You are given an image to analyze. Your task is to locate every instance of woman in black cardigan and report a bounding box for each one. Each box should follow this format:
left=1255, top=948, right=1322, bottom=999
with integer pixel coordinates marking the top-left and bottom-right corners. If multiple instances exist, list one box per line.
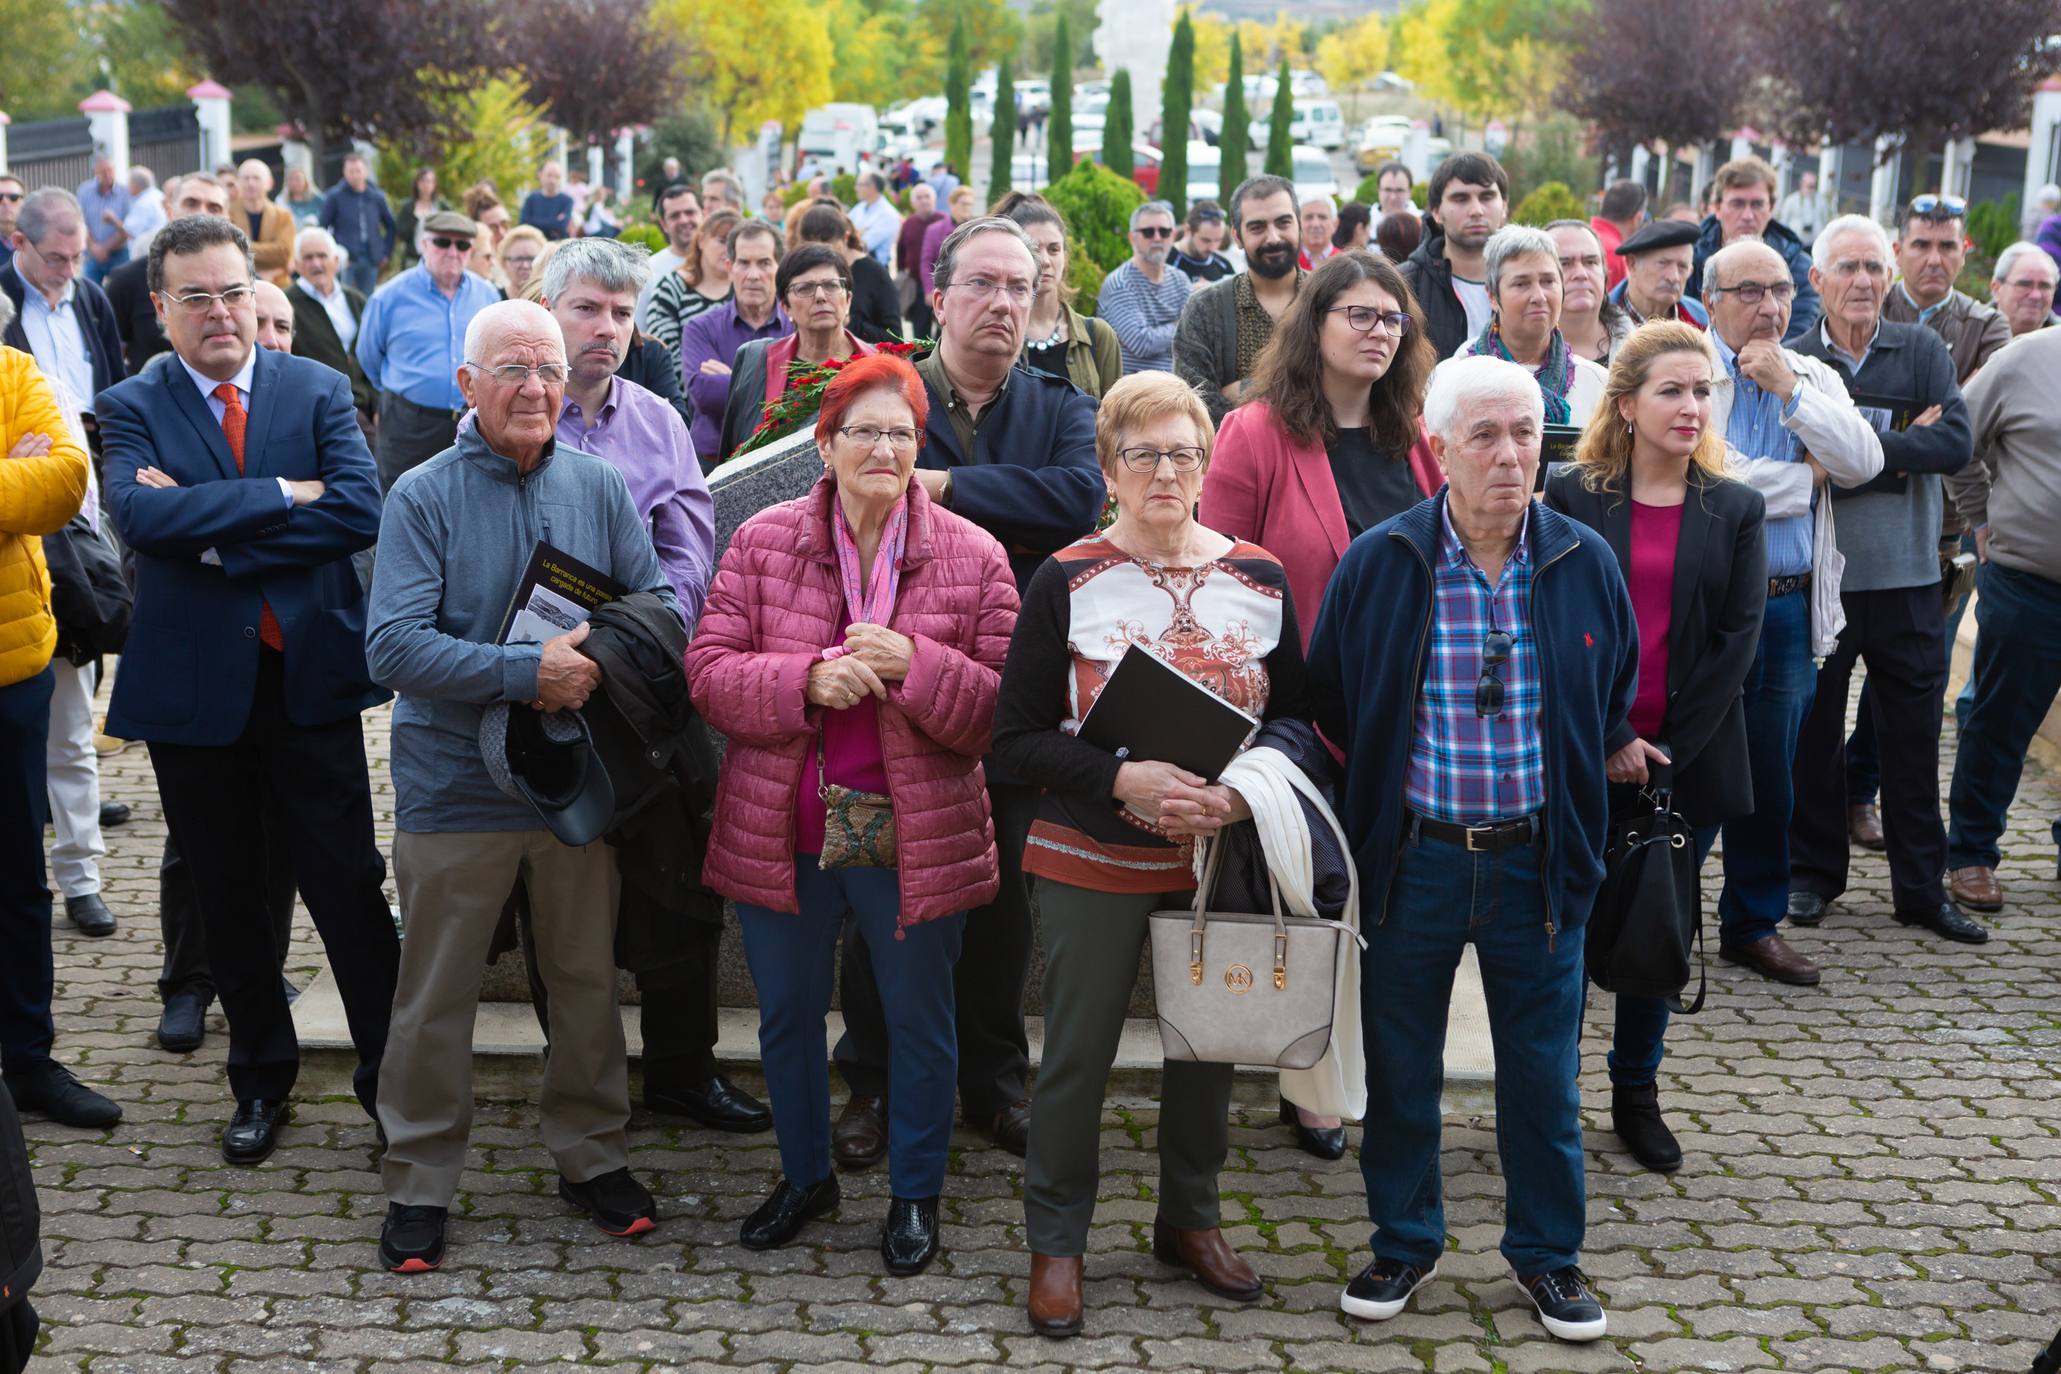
left=1542, top=320, right=1766, bottom=1177
left=797, top=202, right=904, bottom=344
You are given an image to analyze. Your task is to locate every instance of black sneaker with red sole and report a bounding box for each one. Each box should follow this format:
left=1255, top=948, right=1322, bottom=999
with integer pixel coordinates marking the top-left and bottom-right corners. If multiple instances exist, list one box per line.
left=379, top=1203, right=447, bottom=1273
left=559, top=1167, right=658, bottom=1237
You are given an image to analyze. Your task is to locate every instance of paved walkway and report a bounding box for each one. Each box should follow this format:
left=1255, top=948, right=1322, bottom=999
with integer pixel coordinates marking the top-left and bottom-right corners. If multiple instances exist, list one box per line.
left=21, top=686, right=2061, bottom=1373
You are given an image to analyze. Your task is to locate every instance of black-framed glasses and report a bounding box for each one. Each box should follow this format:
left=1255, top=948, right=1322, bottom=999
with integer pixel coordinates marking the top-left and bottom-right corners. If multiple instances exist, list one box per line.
left=1327, top=305, right=1413, bottom=336
left=1476, top=629, right=1513, bottom=718
left=1134, top=225, right=1173, bottom=239
left=429, top=235, right=474, bottom=251
left=1908, top=193, right=1967, bottom=220
left=1116, top=445, right=1206, bottom=473
left=1712, top=279, right=1795, bottom=305
left=787, top=279, right=849, bottom=300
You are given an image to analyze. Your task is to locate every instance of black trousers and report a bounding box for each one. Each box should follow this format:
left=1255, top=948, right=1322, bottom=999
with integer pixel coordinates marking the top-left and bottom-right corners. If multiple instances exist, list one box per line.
left=835, top=778, right=1037, bottom=1118
left=1790, top=582, right=1949, bottom=913
left=0, top=668, right=55, bottom=1070
left=145, top=650, right=400, bottom=1115
left=157, top=828, right=297, bottom=1003
left=374, top=393, right=461, bottom=493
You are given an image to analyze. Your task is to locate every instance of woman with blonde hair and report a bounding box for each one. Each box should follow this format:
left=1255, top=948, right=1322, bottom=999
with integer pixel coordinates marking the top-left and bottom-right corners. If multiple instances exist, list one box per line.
left=648, top=209, right=739, bottom=364
left=496, top=225, right=549, bottom=298
left=1541, top=320, right=1766, bottom=1178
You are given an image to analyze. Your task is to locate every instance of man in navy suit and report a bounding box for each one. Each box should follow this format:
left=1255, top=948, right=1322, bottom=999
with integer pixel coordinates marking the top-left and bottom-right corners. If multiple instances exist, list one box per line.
left=96, top=215, right=401, bottom=1164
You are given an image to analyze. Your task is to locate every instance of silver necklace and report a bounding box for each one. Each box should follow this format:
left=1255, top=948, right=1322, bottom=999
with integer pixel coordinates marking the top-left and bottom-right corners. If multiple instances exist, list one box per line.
left=1027, top=315, right=1066, bottom=350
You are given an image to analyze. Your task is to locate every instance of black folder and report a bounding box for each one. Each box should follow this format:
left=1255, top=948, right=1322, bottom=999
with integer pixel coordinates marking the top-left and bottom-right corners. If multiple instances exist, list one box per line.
left=1076, top=643, right=1259, bottom=783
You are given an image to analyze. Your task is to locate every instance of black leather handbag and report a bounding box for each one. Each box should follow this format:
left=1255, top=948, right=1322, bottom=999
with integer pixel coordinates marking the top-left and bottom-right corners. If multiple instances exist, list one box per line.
left=1587, top=757, right=1706, bottom=1014
left=41, top=513, right=131, bottom=666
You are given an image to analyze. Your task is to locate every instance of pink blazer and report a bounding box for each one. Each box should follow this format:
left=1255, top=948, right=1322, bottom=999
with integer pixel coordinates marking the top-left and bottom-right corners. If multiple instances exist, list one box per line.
left=686, top=475, right=1020, bottom=926
left=1200, top=400, right=1440, bottom=650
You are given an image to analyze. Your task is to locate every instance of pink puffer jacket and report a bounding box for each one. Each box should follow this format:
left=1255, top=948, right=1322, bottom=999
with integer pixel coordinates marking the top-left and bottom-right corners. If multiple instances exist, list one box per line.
left=687, top=474, right=1020, bottom=926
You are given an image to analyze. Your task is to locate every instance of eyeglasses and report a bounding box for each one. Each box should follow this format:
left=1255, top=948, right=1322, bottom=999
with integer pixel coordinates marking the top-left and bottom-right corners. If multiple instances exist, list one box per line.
left=1327, top=305, right=1413, bottom=336
left=429, top=236, right=474, bottom=252
left=24, top=242, right=84, bottom=269
left=1713, top=279, right=1795, bottom=305
left=945, top=276, right=1035, bottom=304
left=1908, top=193, right=1967, bottom=220
left=164, top=285, right=256, bottom=313
left=467, top=361, right=570, bottom=386
left=1190, top=208, right=1224, bottom=223
left=1476, top=629, right=1513, bottom=718
left=788, top=279, right=849, bottom=299
left=837, top=425, right=922, bottom=449
left=1116, top=446, right=1206, bottom=473
left=505, top=254, right=538, bottom=269
left=1134, top=225, right=1173, bottom=239
left=0, top=192, right=21, bottom=203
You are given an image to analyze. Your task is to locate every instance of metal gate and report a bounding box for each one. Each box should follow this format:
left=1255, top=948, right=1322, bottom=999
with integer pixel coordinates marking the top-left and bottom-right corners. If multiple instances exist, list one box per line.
left=4, top=116, right=95, bottom=193
left=129, top=105, right=203, bottom=182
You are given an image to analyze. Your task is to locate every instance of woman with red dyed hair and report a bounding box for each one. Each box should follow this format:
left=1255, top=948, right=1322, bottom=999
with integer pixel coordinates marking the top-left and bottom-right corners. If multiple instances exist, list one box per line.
left=686, top=352, right=1021, bottom=1276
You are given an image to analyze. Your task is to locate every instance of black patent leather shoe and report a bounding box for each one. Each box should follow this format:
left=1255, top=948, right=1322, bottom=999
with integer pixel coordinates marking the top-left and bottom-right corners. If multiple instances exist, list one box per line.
left=4, top=1060, right=122, bottom=1129
left=647, top=1073, right=772, bottom=1133
left=64, top=893, right=116, bottom=937
left=1894, top=901, right=1990, bottom=944
left=881, top=1194, right=941, bottom=1276
left=1785, top=891, right=1828, bottom=926
left=223, top=1100, right=289, bottom=1163
left=157, top=991, right=209, bottom=1053
left=98, top=800, right=131, bottom=828
left=1279, top=1096, right=1347, bottom=1160
left=740, top=1173, right=840, bottom=1250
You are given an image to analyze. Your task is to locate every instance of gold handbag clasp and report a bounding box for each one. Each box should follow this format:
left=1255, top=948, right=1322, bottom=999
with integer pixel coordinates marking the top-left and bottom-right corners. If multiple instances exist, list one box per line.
left=1190, top=928, right=1204, bottom=985
left=1273, top=930, right=1288, bottom=990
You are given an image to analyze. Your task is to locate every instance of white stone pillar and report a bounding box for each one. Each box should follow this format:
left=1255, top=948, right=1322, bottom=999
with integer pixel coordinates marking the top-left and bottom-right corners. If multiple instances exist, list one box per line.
left=614, top=129, right=634, bottom=200
left=1771, top=141, right=1793, bottom=196
left=1629, top=143, right=1650, bottom=191
left=187, top=81, right=232, bottom=176
left=586, top=142, right=604, bottom=193
left=1819, top=144, right=1845, bottom=214
left=1692, top=142, right=1717, bottom=194
left=1938, top=136, right=1976, bottom=199
left=2022, top=79, right=2061, bottom=218
left=1729, top=129, right=1754, bottom=163
left=1870, top=133, right=1903, bottom=225
left=0, top=112, right=10, bottom=176
left=78, top=91, right=132, bottom=173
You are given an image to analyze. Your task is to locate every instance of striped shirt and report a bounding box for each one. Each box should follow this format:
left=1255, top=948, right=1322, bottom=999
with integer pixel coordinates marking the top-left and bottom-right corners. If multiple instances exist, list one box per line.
left=1095, top=259, right=1192, bottom=373
left=1404, top=506, right=1545, bottom=823
left=1713, top=330, right=1812, bottom=577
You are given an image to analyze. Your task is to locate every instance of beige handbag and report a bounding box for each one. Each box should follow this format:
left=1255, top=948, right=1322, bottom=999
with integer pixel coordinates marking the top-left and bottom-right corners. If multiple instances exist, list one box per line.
left=1149, top=840, right=1356, bottom=1070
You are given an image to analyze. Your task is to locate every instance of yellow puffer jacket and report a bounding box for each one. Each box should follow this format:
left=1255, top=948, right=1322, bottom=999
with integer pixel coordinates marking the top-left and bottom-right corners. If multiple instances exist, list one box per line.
left=0, top=346, right=90, bottom=687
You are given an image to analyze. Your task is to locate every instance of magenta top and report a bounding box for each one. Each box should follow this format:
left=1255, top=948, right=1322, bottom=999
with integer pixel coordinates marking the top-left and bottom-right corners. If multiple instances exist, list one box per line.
left=797, top=693, right=890, bottom=855
left=1628, top=498, right=1684, bottom=742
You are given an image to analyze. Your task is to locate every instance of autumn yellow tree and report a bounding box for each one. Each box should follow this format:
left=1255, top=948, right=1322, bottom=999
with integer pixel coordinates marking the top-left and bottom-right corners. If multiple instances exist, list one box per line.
left=1190, top=9, right=1232, bottom=90
left=1315, top=12, right=1387, bottom=94
left=825, top=0, right=946, bottom=107
left=1388, top=0, right=1575, bottom=129
left=659, top=0, right=834, bottom=147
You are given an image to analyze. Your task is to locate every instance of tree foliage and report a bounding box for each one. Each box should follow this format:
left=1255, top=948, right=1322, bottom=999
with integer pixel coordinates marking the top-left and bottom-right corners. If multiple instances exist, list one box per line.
left=1022, top=0, right=1097, bottom=74
left=1218, top=31, right=1250, bottom=207
left=1264, top=59, right=1294, bottom=178
left=1512, top=179, right=1584, bottom=226
left=658, top=0, right=831, bottom=149
left=1161, top=9, right=1194, bottom=219
left=1103, top=68, right=1134, bottom=179
left=505, top=0, right=685, bottom=146
left=1048, top=13, right=1074, bottom=186
left=0, top=0, right=93, bottom=118
left=87, top=0, right=204, bottom=111
left=944, top=15, right=973, bottom=180
left=162, top=0, right=499, bottom=169
left=918, top=0, right=1021, bottom=69
left=1314, top=13, right=1387, bottom=96
left=377, top=77, right=550, bottom=211
left=1189, top=11, right=1233, bottom=90
left=825, top=0, right=945, bottom=107
left=1045, top=157, right=1146, bottom=274
left=990, top=42, right=1016, bottom=203
left=1558, top=0, right=1750, bottom=159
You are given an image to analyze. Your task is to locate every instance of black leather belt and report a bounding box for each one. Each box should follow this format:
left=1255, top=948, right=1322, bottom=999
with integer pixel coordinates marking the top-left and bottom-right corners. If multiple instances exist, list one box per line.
left=1409, top=812, right=1540, bottom=852
left=388, top=393, right=465, bottom=424
left=1769, top=572, right=1812, bottom=598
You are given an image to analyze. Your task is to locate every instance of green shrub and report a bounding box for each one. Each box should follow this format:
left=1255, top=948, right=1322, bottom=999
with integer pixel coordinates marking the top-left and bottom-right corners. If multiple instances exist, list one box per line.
left=1412, top=181, right=1428, bottom=209
left=1068, top=235, right=1109, bottom=316
left=1352, top=174, right=1380, bottom=205
left=1967, top=193, right=2019, bottom=261
left=1513, top=180, right=1584, bottom=227
left=616, top=222, right=667, bottom=254
left=1045, top=158, right=1146, bottom=275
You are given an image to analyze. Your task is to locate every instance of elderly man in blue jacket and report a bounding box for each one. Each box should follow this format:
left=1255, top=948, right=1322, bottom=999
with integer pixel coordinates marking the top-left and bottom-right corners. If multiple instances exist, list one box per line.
left=1309, top=355, right=1636, bottom=1347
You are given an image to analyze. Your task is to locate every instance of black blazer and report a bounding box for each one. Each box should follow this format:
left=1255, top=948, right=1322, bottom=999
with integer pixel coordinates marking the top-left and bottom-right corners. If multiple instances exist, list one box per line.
left=1543, top=465, right=1768, bottom=827
left=2, top=264, right=126, bottom=404
left=103, top=255, right=169, bottom=377
left=287, top=278, right=373, bottom=414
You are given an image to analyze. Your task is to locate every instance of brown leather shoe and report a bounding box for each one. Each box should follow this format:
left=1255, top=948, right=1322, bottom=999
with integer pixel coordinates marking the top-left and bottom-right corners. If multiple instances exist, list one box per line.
left=1848, top=803, right=1886, bottom=851
left=1948, top=865, right=2004, bottom=913
left=979, top=1098, right=1031, bottom=1157
left=1027, top=1252, right=1084, bottom=1337
left=832, top=1095, right=886, bottom=1170
left=1719, top=933, right=1821, bottom=986
left=1151, top=1219, right=1264, bottom=1300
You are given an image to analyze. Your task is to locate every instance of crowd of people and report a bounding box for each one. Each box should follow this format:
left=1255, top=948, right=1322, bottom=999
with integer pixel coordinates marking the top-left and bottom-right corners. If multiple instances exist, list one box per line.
left=2, top=132, right=2059, bottom=1360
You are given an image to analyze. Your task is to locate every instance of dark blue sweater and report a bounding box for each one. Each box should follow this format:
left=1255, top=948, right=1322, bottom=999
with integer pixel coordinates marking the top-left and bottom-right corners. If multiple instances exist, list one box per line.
left=1307, top=493, right=1637, bottom=936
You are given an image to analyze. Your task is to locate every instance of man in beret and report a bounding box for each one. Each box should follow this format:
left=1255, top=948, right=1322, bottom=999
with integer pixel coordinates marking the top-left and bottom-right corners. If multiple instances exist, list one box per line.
left=355, top=209, right=501, bottom=490
left=1608, top=220, right=1709, bottom=330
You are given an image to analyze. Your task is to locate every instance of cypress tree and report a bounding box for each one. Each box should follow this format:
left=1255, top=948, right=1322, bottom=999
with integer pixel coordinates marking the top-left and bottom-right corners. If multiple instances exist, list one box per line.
left=1104, top=68, right=1134, bottom=178
left=1160, top=8, right=1194, bottom=219
left=1218, top=31, right=1249, bottom=205
left=1263, top=57, right=1294, bottom=178
left=990, top=43, right=1016, bottom=203
left=945, top=17, right=973, bottom=181
left=1048, top=14, right=1074, bottom=186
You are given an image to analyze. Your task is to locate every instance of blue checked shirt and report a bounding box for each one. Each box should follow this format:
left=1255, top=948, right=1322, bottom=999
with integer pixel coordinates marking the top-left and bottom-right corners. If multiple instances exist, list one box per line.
left=1714, top=330, right=1812, bottom=577
left=1404, top=506, right=1546, bottom=823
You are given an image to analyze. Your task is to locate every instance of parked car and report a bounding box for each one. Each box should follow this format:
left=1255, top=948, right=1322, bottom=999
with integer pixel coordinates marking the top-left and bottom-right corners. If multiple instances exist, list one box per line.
left=1354, top=115, right=1414, bottom=172
left=1017, top=79, right=1052, bottom=116
left=890, top=96, right=947, bottom=139
left=1291, top=146, right=1340, bottom=205
left=1074, top=80, right=1111, bottom=103
left=1254, top=100, right=1346, bottom=153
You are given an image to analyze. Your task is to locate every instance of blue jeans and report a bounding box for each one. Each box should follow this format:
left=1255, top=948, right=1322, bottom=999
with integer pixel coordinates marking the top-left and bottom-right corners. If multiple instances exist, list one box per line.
left=0, top=667, right=55, bottom=1067
left=1716, top=589, right=1815, bottom=947
left=1606, top=825, right=1718, bottom=1089
left=737, top=862, right=964, bottom=1200
left=1361, top=831, right=1586, bottom=1276
left=342, top=256, right=381, bottom=298
left=83, top=244, right=126, bottom=284
left=1947, top=562, right=2061, bottom=871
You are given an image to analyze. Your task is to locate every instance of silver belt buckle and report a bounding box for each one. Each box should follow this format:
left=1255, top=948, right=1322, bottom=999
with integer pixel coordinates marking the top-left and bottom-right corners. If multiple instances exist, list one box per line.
left=1465, top=826, right=1487, bottom=852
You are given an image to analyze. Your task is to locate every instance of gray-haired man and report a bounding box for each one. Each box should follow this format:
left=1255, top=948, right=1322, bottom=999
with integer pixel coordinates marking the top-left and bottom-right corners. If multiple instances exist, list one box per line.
left=1094, top=200, right=1192, bottom=375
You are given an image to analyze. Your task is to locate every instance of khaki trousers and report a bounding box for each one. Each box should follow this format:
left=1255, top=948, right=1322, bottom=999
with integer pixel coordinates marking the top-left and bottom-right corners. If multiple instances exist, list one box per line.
left=379, top=829, right=627, bottom=1205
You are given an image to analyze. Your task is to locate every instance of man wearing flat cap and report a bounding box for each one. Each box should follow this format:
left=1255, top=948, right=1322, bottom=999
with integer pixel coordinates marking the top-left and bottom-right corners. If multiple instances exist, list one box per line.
left=1608, top=220, right=1709, bottom=330
left=355, top=208, right=501, bottom=490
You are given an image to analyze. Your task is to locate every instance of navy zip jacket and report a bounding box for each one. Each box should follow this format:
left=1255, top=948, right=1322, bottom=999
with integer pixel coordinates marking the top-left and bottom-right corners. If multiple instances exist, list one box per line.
left=1307, top=492, right=1637, bottom=936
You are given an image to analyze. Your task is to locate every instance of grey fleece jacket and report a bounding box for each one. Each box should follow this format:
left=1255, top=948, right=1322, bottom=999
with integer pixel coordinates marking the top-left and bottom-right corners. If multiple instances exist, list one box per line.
left=1947, top=329, right=2061, bottom=587
left=365, top=424, right=675, bottom=833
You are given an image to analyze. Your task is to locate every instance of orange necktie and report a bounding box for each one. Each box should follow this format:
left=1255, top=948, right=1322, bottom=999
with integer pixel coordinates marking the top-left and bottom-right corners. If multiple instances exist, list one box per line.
left=215, top=382, right=284, bottom=651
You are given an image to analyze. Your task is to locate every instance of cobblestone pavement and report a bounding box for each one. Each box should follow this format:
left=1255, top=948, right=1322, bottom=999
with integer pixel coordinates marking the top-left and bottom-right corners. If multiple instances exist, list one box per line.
left=22, top=687, right=2061, bottom=1374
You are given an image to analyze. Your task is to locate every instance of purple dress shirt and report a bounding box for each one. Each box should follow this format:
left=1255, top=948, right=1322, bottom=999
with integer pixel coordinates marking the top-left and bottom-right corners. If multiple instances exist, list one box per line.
left=677, top=299, right=790, bottom=460
left=553, top=375, right=715, bottom=626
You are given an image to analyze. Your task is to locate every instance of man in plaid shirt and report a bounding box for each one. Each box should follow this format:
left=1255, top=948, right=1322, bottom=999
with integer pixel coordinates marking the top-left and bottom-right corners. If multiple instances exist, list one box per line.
left=1309, top=355, right=1637, bottom=1346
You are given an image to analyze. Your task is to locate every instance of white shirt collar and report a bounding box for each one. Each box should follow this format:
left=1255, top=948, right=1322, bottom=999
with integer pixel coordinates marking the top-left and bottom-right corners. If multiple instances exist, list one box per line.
left=177, top=345, right=258, bottom=403
left=296, top=275, right=342, bottom=304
